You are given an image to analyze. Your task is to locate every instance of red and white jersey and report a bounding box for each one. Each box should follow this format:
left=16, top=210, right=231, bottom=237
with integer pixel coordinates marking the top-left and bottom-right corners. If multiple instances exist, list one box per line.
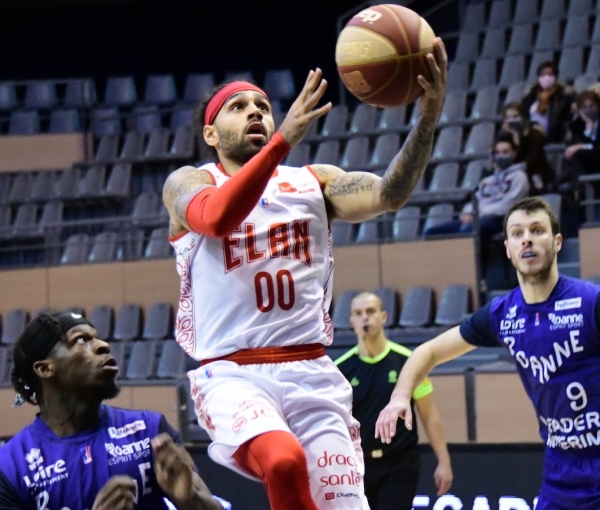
left=170, top=163, right=334, bottom=361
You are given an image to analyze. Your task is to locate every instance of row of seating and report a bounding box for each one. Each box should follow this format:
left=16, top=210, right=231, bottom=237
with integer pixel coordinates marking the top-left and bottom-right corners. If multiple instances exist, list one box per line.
left=0, top=70, right=295, bottom=111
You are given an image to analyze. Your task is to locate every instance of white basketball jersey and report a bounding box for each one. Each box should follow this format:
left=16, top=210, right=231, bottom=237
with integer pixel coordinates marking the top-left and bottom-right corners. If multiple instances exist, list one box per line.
left=170, top=163, right=334, bottom=360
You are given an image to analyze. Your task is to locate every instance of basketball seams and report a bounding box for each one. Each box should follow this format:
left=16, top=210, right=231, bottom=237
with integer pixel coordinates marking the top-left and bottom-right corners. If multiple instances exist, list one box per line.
left=383, top=5, right=414, bottom=106
left=338, top=47, right=434, bottom=67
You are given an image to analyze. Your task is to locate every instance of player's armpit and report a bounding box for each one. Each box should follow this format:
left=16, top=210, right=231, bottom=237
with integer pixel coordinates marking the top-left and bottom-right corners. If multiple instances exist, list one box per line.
left=310, top=164, right=387, bottom=222
left=162, top=166, right=215, bottom=238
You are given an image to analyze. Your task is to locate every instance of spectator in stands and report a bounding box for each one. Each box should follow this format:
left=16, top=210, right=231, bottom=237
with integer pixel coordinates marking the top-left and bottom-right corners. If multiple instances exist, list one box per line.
left=501, top=102, right=554, bottom=194
left=522, top=61, right=575, bottom=144
left=423, top=133, right=530, bottom=243
left=560, top=91, right=600, bottom=189
left=335, top=292, right=452, bottom=510
left=0, top=311, right=228, bottom=510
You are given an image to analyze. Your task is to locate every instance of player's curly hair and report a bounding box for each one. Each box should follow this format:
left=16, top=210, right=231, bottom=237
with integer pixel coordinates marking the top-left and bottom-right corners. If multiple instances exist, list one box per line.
left=193, top=77, right=260, bottom=164
left=11, top=312, right=64, bottom=406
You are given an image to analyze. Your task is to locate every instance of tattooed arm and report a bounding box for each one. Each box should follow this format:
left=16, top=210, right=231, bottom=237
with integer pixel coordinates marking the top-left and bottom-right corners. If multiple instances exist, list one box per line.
left=312, top=38, right=448, bottom=223
left=162, top=166, right=214, bottom=238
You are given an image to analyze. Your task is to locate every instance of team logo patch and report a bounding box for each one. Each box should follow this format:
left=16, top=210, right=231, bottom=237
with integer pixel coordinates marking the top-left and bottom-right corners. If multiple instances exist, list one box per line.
left=81, top=445, right=93, bottom=464
left=107, top=420, right=146, bottom=439
left=555, top=298, right=582, bottom=311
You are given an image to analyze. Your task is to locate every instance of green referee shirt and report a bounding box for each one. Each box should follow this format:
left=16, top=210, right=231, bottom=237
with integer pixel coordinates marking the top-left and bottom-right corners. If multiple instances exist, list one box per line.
left=335, top=340, right=433, bottom=455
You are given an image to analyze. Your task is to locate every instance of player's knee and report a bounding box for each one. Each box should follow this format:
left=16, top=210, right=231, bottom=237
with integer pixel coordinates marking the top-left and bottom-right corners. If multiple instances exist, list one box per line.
left=266, top=444, right=308, bottom=483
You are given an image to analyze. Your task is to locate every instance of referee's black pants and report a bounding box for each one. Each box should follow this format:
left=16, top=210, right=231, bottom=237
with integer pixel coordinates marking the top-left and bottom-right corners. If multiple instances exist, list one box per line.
left=363, top=445, right=420, bottom=510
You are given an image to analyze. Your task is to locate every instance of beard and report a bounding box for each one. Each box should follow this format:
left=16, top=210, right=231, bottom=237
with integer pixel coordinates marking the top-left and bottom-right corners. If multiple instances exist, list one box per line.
left=510, top=246, right=555, bottom=284
left=87, top=379, right=121, bottom=402
left=217, top=127, right=267, bottom=165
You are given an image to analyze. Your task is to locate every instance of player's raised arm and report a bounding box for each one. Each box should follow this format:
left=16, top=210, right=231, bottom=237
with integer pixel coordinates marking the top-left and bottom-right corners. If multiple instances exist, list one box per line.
left=374, top=326, right=474, bottom=444
left=311, top=37, right=448, bottom=223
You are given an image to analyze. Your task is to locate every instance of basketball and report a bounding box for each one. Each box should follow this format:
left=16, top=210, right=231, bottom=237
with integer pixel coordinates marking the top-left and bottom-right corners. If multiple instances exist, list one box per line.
left=335, top=4, right=436, bottom=108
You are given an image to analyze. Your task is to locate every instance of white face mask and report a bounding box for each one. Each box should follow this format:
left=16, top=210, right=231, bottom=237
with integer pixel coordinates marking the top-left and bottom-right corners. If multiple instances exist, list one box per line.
left=538, top=75, right=556, bottom=90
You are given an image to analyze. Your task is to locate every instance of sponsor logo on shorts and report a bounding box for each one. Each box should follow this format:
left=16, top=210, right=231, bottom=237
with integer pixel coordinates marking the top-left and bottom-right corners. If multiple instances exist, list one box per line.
left=325, top=493, right=335, bottom=500
left=555, top=298, right=582, bottom=311
left=317, top=451, right=361, bottom=488
left=232, top=418, right=247, bottom=433
left=107, top=420, right=146, bottom=439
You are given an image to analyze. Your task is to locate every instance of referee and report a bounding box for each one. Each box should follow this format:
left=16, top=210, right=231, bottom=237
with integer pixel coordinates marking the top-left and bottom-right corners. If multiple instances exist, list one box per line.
left=335, top=292, right=452, bottom=510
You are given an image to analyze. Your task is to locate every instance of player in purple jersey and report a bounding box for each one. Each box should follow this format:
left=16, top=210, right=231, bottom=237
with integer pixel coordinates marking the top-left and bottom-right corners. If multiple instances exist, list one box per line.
left=0, top=311, right=227, bottom=510
left=375, top=196, right=600, bottom=510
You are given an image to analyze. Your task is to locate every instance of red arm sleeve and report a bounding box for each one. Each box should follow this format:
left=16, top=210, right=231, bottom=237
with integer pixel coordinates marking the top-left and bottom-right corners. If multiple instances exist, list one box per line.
left=185, top=132, right=290, bottom=237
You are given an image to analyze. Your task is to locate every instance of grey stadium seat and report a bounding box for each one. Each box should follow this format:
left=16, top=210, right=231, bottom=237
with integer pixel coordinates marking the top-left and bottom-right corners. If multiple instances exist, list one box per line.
left=369, top=133, right=399, bottom=172
left=119, top=131, right=146, bottom=162
left=462, top=2, right=486, bottom=31
left=89, top=305, right=114, bottom=340
left=423, top=203, right=455, bottom=233
left=145, top=227, right=173, bottom=259
left=61, top=234, right=90, bottom=265
left=429, top=163, right=460, bottom=192
left=398, top=287, right=433, bottom=328
left=49, top=109, right=81, bottom=133
left=487, top=0, right=512, bottom=28
left=12, top=203, right=38, bottom=239
left=374, top=287, right=399, bottom=327
left=130, top=105, right=162, bottom=134
left=592, top=15, right=600, bottom=44
left=447, top=62, right=470, bottom=91
left=224, top=71, right=254, bottom=83
left=355, top=219, right=382, bottom=245
left=9, top=111, right=40, bottom=135
left=534, top=20, right=561, bottom=51
left=348, top=104, right=378, bottom=135
left=540, top=0, right=565, bottom=20
left=568, top=0, right=593, bottom=16
left=55, top=169, right=79, bottom=201
left=480, top=28, right=506, bottom=59
left=464, top=122, right=495, bottom=158
left=431, top=127, right=463, bottom=161
left=574, top=75, right=596, bottom=93
left=104, top=163, right=131, bottom=199
left=462, top=159, right=488, bottom=191
left=0, top=82, right=17, bottom=111
left=7, top=173, right=32, bottom=205
left=332, top=290, right=360, bottom=330
left=471, top=59, right=497, bottom=90
left=513, top=0, right=538, bottom=24
left=104, top=76, right=137, bottom=107
left=144, top=74, right=177, bottom=105
left=340, top=137, right=369, bottom=171
left=392, top=206, right=420, bottom=241
left=285, top=143, right=310, bottom=167
left=144, top=128, right=170, bottom=160
left=314, top=140, right=340, bottom=165
left=330, top=221, right=354, bottom=246
left=527, top=51, right=555, bottom=82
left=125, top=341, right=158, bottom=380
left=504, top=81, right=527, bottom=106
left=507, top=25, right=533, bottom=56
left=1, top=309, right=29, bottom=345
left=319, top=105, right=348, bottom=138
left=91, top=107, right=121, bottom=137
left=558, top=47, right=584, bottom=83
left=470, top=86, right=499, bottom=122
left=586, top=44, right=600, bottom=77
left=499, top=55, right=526, bottom=88
left=169, top=126, right=194, bottom=160
left=94, top=134, right=119, bottom=164
left=184, top=73, right=215, bottom=103
left=132, top=193, right=161, bottom=228
left=376, top=105, right=406, bottom=132
left=263, top=69, right=296, bottom=100
left=454, top=32, right=479, bottom=63
left=562, top=15, right=590, bottom=48
left=24, top=81, right=57, bottom=109
left=439, top=90, right=467, bottom=125
left=113, top=303, right=142, bottom=342
left=170, top=107, right=194, bottom=131
left=89, top=232, right=120, bottom=263
left=435, top=285, right=471, bottom=327
left=64, top=79, right=97, bottom=107
left=156, top=340, right=186, bottom=379
left=142, top=302, right=173, bottom=340
left=79, top=165, right=106, bottom=198
left=539, top=193, right=562, bottom=218
left=107, top=341, right=127, bottom=380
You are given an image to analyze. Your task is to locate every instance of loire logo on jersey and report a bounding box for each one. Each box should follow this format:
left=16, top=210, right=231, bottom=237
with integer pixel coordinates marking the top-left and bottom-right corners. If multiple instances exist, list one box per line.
left=500, top=318, right=526, bottom=333
left=223, top=220, right=312, bottom=273
left=555, top=298, right=582, bottom=311
left=506, top=305, right=517, bottom=319
left=23, top=449, right=68, bottom=489
left=107, top=420, right=146, bottom=439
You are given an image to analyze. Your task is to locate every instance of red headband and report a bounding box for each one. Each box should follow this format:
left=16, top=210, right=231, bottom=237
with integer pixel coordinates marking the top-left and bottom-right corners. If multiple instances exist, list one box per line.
left=204, top=81, right=268, bottom=125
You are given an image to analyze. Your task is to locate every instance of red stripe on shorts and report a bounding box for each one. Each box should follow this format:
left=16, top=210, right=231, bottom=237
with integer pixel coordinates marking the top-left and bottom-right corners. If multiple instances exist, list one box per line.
left=200, top=343, right=326, bottom=366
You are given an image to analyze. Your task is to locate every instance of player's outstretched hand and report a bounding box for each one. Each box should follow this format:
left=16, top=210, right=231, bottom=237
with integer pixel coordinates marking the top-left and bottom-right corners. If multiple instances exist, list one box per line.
left=152, top=433, right=195, bottom=504
left=434, top=461, right=453, bottom=496
left=92, top=475, right=136, bottom=510
left=279, top=68, right=332, bottom=147
left=374, top=396, right=412, bottom=444
left=418, top=37, right=448, bottom=119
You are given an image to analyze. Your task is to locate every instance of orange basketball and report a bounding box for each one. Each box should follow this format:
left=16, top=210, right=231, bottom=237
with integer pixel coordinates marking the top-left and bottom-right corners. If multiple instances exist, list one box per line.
left=335, top=4, right=436, bottom=107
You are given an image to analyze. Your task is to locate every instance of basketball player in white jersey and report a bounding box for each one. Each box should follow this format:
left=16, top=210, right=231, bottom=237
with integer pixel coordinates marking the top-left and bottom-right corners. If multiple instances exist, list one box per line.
left=163, top=38, right=447, bottom=510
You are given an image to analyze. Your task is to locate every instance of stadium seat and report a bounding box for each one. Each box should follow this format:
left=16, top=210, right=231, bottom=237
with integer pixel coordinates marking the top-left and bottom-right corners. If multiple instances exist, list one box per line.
left=574, top=74, right=596, bottom=93
left=507, top=25, right=533, bottom=56
left=319, top=105, right=348, bottom=139
left=104, top=163, right=131, bottom=199
left=314, top=140, right=340, bottom=165
left=143, top=74, right=177, bottom=105
left=429, top=163, right=460, bottom=192
left=156, top=340, right=185, bottom=379
left=462, top=2, right=486, bottom=31
left=9, top=111, right=40, bottom=135
left=55, top=169, right=79, bottom=201
left=423, top=203, right=455, bottom=233
left=183, top=73, right=215, bottom=104
left=340, top=137, right=369, bottom=171
left=170, top=106, right=194, bottom=130
left=145, top=227, right=172, bottom=259
left=392, top=206, right=420, bottom=241
left=355, top=219, right=381, bottom=245
left=480, top=28, right=506, bottom=59
left=462, top=159, right=488, bottom=191
left=0, top=82, right=17, bottom=111
left=374, top=287, right=399, bottom=327
left=568, top=0, right=593, bottom=15
left=558, top=47, right=584, bottom=82
left=94, top=134, right=120, bottom=164
left=30, top=170, right=56, bottom=202
left=119, top=131, right=146, bottom=161
left=586, top=44, right=600, bottom=76
left=285, top=143, right=310, bottom=167
left=369, top=133, right=400, bottom=171
left=38, top=201, right=63, bottom=234
left=132, top=192, right=161, bottom=227
left=104, top=76, right=137, bottom=107
left=540, top=0, right=565, bottom=20
left=435, top=285, right=470, bottom=326
left=348, top=104, right=378, bottom=135
left=113, top=303, right=142, bottom=342
left=499, top=55, right=526, bottom=88
left=398, top=286, right=433, bottom=328
left=49, top=109, right=81, bottom=133
left=24, top=81, right=57, bottom=109
left=11, top=203, right=38, bottom=239
left=263, top=69, right=295, bottom=100
left=558, top=237, right=579, bottom=264
left=130, top=105, right=161, bottom=134
left=79, top=165, right=106, bottom=197
left=64, top=79, right=97, bottom=107
left=330, top=220, right=354, bottom=246
left=125, top=341, right=158, bottom=379
left=91, top=107, right=121, bottom=137
left=534, top=20, right=561, bottom=51
left=539, top=193, right=562, bottom=218
left=89, top=232, right=120, bottom=263
left=487, top=0, right=512, bottom=28
left=464, top=122, right=495, bottom=158
left=144, top=128, right=170, bottom=160
left=169, top=126, right=194, bottom=160
left=503, top=81, right=527, bottom=106
left=376, top=105, right=406, bottom=132
left=224, top=71, right=254, bottom=82
left=89, top=305, right=114, bottom=340
left=332, top=290, right=360, bottom=330
left=6, top=174, right=32, bottom=205
left=61, top=234, right=90, bottom=265
left=513, top=0, right=538, bottom=24
left=562, top=15, right=590, bottom=48
left=0, top=206, right=12, bottom=239
left=470, top=86, right=499, bottom=122
left=471, top=59, right=497, bottom=90
left=446, top=62, right=470, bottom=91
left=454, top=32, right=479, bottom=63
left=438, top=90, right=467, bottom=125
left=107, top=341, right=127, bottom=379
left=142, top=302, right=173, bottom=340
left=431, top=127, right=463, bottom=161
left=0, top=346, right=8, bottom=384
left=1, top=309, right=28, bottom=345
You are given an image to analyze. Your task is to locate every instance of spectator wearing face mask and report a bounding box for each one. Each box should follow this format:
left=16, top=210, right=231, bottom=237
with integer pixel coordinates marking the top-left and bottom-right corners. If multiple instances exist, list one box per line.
left=522, top=61, right=576, bottom=143
left=558, top=91, right=600, bottom=195
left=423, top=134, right=530, bottom=241
left=501, top=102, right=555, bottom=194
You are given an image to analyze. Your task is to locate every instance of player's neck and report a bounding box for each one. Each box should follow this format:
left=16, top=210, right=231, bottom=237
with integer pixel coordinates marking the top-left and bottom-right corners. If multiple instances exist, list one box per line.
left=39, top=393, right=102, bottom=437
left=357, top=332, right=388, bottom=358
left=517, top=263, right=560, bottom=304
left=218, top=156, right=243, bottom=176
